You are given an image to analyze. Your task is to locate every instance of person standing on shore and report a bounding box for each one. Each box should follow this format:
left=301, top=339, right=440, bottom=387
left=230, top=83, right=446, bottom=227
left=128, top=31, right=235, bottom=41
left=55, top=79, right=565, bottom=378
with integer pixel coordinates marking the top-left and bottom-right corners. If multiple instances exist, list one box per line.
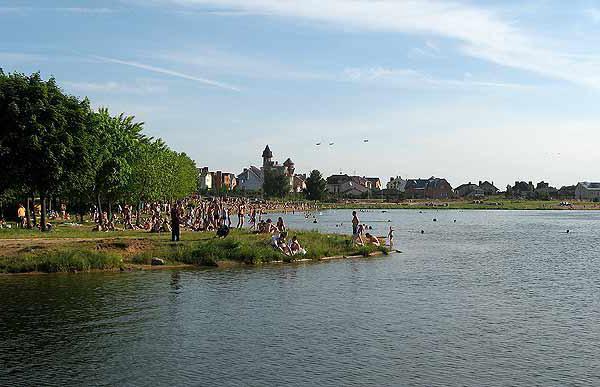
left=351, top=211, right=360, bottom=244
left=388, top=226, right=394, bottom=249
left=171, top=201, right=181, bottom=242
left=17, top=204, right=25, bottom=228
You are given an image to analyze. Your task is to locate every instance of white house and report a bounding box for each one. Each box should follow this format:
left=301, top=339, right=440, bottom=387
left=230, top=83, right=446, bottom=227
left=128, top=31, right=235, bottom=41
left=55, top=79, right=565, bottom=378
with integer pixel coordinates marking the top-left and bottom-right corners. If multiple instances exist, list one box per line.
left=575, top=182, right=600, bottom=200
left=387, top=176, right=407, bottom=192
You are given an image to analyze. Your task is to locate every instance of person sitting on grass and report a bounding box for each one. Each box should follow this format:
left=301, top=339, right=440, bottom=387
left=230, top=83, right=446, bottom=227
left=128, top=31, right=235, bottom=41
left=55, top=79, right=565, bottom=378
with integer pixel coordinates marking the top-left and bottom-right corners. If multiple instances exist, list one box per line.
left=161, top=218, right=172, bottom=233
left=216, top=223, right=230, bottom=238
left=364, top=233, right=380, bottom=246
left=271, top=232, right=291, bottom=256
left=289, top=235, right=306, bottom=256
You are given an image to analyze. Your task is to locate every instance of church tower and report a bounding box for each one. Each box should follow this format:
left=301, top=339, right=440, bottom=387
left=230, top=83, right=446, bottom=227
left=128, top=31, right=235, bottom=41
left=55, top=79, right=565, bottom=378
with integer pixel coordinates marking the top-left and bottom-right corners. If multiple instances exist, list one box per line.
left=262, top=145, right=273, bottom=170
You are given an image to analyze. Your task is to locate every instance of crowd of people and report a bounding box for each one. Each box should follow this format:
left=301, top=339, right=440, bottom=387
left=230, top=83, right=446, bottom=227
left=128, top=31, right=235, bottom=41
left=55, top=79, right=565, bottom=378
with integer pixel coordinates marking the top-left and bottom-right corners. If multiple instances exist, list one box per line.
left=8, top=197, right=393, bottom=254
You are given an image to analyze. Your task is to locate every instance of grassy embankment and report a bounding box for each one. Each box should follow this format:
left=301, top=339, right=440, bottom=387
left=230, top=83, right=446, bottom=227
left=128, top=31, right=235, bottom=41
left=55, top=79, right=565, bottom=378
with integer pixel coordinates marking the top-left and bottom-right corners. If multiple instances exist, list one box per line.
left=0, top=225, right=387, bottom=274
left=325, top=195, right=600, bottom=210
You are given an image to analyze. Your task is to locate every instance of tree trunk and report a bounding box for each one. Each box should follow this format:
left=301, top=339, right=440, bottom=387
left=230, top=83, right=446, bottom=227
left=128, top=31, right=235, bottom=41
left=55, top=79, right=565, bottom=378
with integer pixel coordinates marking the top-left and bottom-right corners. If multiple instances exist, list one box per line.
left=48, top=196, right=52, bottom=212
left=25, top=197, right=31, bottom=228
left=136, top=201, right=141, bottom=227
left=40, top=194, right=47, bottom=232
left=108, top=198, right=112, bottom=221
left=96, top=193, right=102, bottom=216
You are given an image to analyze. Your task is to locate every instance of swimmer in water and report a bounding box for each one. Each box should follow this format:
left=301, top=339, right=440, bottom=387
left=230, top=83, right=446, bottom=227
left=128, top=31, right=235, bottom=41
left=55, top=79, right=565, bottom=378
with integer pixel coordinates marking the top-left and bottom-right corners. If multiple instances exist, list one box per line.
left=421, top=230, right=425, bottom=234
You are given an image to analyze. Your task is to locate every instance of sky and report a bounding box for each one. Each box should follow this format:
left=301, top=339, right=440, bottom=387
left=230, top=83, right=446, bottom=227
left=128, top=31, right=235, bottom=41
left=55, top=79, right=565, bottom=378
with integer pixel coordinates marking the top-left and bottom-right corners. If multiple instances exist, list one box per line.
left=1, top=0, right=600, bottom=189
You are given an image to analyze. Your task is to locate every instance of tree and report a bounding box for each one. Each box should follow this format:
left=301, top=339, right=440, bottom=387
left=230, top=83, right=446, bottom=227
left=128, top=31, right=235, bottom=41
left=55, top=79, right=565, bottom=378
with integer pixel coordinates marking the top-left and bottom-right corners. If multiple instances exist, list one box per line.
left=0, top=71, right=92, bottom=231
left=304, top=169, right=327, bottom=201
left=263, top=170, right=289, bottom=198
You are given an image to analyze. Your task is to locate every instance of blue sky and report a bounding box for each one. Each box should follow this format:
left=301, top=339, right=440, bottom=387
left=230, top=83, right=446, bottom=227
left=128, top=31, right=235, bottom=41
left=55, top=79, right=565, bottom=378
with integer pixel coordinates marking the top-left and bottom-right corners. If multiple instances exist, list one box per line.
left=2, top=0, right=600, bottom=188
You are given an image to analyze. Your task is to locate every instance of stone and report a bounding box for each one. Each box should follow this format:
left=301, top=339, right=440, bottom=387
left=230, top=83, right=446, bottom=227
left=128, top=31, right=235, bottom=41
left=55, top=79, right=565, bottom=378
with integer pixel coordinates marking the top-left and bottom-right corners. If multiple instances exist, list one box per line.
left=151, top=258, right=165, bottom=266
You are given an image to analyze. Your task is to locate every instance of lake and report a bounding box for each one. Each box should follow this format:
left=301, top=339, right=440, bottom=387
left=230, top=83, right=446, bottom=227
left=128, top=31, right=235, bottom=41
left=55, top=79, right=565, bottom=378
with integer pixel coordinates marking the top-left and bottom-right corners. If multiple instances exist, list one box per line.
left=1, top=209, right=600, bottom=386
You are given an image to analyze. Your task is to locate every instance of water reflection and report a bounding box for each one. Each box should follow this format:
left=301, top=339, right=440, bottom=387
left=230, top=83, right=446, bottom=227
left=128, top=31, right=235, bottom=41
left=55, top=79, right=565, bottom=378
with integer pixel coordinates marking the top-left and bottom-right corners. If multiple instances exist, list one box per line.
left=1, top=210, right=600, bottom=386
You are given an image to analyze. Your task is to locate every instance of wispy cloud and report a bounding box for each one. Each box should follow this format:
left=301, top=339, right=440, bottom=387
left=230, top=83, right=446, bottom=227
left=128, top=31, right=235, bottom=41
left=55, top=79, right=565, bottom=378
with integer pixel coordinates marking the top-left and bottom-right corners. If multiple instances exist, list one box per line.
left=158, top=0, right=600, bottom=89
left=0, top=51, right=48, bottom=62
left=151, top=48, right=327, bottom=81
left=342, top=66, right=531, bottom=90
left=0, top=6, right=115, bottom=14
left=92, top=55, right=241, bottom=91
left=585, top=8, right=600, bottom=23
left=63, top=80, right=168, bottom=94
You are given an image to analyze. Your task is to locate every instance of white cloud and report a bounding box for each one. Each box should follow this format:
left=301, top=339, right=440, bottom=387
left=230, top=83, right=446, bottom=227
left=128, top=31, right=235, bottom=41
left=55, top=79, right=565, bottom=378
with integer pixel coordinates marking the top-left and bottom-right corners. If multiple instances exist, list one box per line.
left=160, top=0, right=600, bottom=88
left=92, top=55, right=241, bottom=91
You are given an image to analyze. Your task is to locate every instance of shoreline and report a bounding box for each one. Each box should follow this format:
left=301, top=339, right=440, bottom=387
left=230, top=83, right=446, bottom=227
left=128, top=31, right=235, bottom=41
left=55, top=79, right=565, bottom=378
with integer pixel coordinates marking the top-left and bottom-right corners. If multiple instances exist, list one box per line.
left=0, top=228, right=388, bottom=275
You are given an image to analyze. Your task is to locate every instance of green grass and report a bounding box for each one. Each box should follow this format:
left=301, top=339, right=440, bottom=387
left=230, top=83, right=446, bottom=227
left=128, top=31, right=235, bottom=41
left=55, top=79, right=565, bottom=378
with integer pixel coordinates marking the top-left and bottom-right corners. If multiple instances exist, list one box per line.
left=323, top=196, right=599, bottom=210
left=0, top=226, right=387, bottom=274
left=0, top=249, right=123, bottom=274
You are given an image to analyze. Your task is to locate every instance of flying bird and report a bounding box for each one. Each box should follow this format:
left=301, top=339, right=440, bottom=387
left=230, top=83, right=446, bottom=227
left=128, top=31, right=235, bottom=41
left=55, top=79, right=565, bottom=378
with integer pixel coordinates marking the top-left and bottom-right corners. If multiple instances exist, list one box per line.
left=316, top=142, right=321, bottom=146
left=363, top=139, right=369, bottom=143
left=329, top=142, right=334, bottom=145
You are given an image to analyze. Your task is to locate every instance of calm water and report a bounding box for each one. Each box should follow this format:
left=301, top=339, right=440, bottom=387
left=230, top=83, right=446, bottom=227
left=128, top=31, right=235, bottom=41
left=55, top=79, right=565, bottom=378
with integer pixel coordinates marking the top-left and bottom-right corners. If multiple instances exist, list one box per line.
left=2, top=210, right=600, bottom=386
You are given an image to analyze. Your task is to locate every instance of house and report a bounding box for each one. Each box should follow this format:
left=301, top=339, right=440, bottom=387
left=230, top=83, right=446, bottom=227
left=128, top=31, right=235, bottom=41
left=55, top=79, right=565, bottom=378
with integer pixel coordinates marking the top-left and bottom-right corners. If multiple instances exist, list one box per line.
left=292, top=174, right=307, bottom=193
left=365, top=177, right=382, bottom=190
left=534, top=181, right=558, bottom=198
left=478, top=181, right=499, bottom=195
left=558, top=185, right=576, bottom=199
left=575, top=182, right=600, bottom=200
left=454, top=182, right=480, bottom=198
left=237, top=145, right=302, bottom=193
left=506, top=181, right=535, bottom=198
left=198, top=167, right=213, bottom=190
left=212, top=171, right=237, bottom=192
left=405, top=177, right=453, bottom=199
left=387, top=176, right=407, bottom=192
left=237, top=166, right=263, bottom=191
left=326, top=174, right=369, bottom=198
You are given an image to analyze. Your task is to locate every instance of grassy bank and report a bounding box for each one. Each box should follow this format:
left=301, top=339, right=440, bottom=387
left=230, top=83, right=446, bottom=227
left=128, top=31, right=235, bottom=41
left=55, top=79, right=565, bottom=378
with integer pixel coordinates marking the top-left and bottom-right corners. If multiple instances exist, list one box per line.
left=0, top=226, right=387, bottom=274
left=324, top=196, right=600, bottom=211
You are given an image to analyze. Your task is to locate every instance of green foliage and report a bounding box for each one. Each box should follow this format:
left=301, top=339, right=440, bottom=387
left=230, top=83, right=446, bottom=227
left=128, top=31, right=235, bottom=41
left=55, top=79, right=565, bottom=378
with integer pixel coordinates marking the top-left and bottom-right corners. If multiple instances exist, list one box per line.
left=0, top=71, right=197, bottom=226
left=0, top=249, right=123, bottom=273
left=304, top=169, right=327, bottom=201
left=263, top=169, right=289, bottom=198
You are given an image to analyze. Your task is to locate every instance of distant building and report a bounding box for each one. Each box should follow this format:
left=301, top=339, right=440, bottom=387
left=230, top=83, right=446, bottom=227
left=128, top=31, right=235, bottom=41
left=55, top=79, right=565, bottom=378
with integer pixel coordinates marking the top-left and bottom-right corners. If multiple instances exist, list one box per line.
left=558, top=185, right=576, bottom=199
left=478, top=181, right=499, bottom=196
left=236, top=145, right=303, bottom=193
left=535, top=181, right=558, bottom=198
left=212, top=171, right=236, bottom=192
left=575, top=182, right=600, bottom=200
left=237, top=166, right=264, bottom=191
left=365, top=177, right=382, bottom=190
left=198, top=167, right=213, bottom=190
left=454, top=182, right=483, bottom=198
left=405, top=177, right=453, bottom=199
left=387, top=176, right=407, bottom=192
left=326, top=174, right=369, bottom=198
left=506, top=181, right=535, bottom=198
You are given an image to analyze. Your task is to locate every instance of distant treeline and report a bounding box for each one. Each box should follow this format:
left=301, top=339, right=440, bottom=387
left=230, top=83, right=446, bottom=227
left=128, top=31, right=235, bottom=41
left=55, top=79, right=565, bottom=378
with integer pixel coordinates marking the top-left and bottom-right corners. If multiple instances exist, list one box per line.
left=0, top=71, right=198, bottom=230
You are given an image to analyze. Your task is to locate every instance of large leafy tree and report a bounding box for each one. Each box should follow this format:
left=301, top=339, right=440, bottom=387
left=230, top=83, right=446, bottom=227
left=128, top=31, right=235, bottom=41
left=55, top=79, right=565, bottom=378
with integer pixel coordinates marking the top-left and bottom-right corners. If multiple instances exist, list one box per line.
left=91, top=108, right=144, bottom=218
left=0, top=71, right=91, bottom=231
left=304, top=169, right=327, bottom=201
left=263, top=170, right=289, bottom=198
